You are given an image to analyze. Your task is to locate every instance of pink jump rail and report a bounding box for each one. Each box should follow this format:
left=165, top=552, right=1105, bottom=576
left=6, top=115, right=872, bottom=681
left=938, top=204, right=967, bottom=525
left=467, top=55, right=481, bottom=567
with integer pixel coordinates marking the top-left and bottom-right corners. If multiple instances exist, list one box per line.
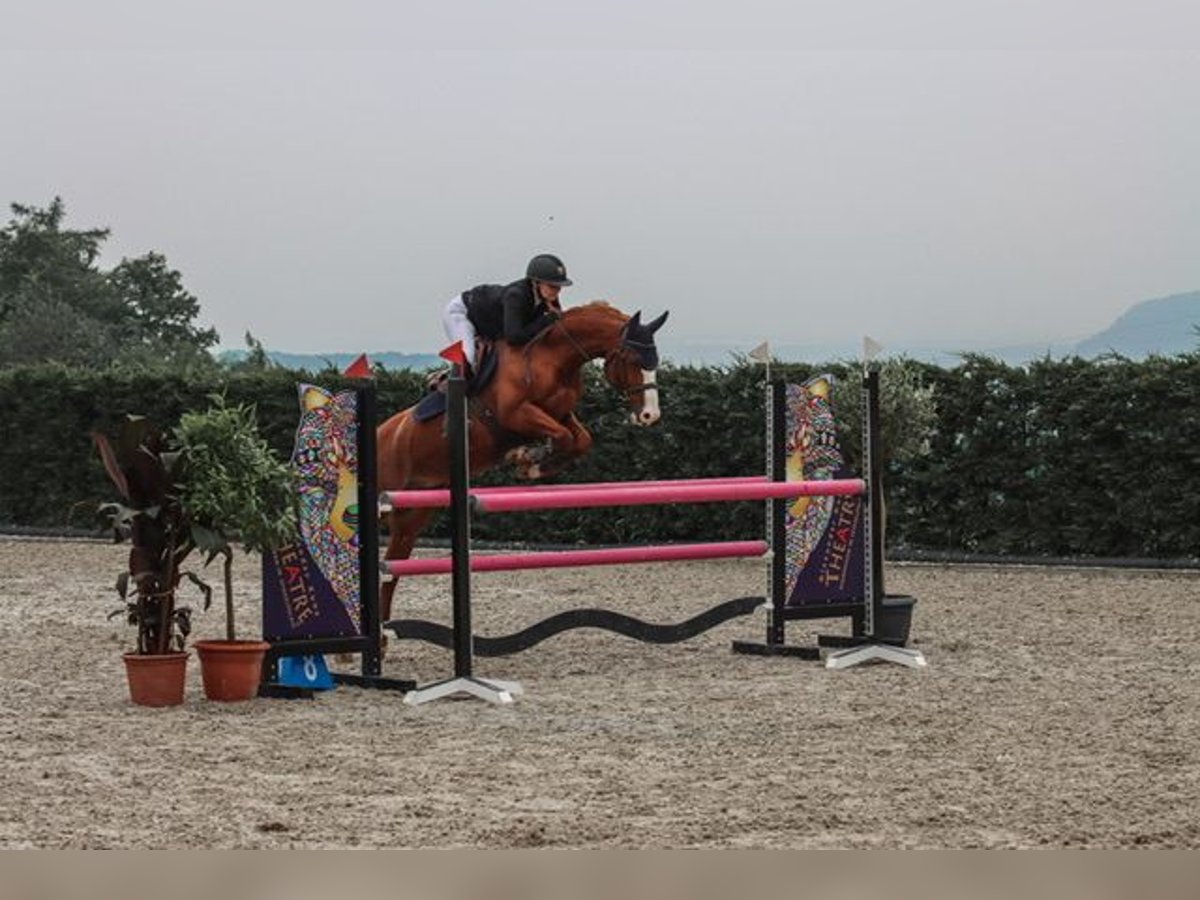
left=472, top=478, right=866, bottom=514
left=379, top=475, right=766, bottom=511
left=382, top=540, right=769, bottom=577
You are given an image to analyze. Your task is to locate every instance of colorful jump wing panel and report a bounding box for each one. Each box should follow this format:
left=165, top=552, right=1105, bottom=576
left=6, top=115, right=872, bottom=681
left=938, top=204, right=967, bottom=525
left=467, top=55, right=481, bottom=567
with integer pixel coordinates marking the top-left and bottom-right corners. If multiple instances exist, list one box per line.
left=784, top=375, right=866, bottom=606
left=262, top=384, right=363, bottom=640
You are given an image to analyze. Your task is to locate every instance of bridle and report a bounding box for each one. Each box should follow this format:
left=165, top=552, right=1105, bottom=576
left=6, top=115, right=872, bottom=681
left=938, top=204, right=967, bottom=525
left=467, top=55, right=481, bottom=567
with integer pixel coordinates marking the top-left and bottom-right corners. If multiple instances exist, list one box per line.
left=523, top=314, right=660, bottom=400
left=604, top=355, right=659, bottom=399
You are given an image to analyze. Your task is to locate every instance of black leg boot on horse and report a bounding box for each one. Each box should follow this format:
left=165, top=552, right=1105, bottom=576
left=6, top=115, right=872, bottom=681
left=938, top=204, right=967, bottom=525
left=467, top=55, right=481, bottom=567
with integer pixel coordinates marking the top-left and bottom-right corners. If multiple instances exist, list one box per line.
left=504, top=410, right=595, bottom=481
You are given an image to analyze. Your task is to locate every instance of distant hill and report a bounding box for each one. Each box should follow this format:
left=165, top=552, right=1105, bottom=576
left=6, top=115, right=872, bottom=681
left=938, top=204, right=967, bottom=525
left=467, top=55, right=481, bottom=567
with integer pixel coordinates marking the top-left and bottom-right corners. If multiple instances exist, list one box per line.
left=218, top=289, right=1200, bottom=372
left=1073, top=290, right=1200, bottom=359
left=217, top=349, right=442, bottom=372
left=720, top=289, right=1200, bottom=366
left=659, top=337, right=1078, bottom=368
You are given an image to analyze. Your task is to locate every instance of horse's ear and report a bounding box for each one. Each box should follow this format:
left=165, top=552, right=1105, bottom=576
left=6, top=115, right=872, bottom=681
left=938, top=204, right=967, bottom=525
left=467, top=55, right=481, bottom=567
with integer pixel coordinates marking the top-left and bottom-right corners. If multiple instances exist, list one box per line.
left=646, top=311, right=669, bottom=333
left=626, top=311, right=642, bottom=331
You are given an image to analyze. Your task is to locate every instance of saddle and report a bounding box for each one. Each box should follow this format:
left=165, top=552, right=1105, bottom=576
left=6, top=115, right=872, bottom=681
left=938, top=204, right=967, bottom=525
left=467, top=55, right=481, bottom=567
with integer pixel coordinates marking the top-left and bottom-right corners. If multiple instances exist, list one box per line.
left=414, top=340, right=500, bottom=422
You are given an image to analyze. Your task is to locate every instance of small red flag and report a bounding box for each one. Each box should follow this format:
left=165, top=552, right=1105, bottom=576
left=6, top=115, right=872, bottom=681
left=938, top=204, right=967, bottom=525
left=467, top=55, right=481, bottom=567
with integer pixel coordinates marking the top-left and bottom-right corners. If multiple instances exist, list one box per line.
left=438, top=341, right=468, bottom=365
left=343, top=353, right=372, bottom=379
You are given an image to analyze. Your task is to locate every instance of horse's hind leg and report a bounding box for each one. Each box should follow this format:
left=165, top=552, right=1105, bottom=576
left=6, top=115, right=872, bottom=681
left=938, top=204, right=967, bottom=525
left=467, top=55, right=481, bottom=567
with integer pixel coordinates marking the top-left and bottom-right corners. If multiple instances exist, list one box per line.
left=380, top=506, right=436, bottom=624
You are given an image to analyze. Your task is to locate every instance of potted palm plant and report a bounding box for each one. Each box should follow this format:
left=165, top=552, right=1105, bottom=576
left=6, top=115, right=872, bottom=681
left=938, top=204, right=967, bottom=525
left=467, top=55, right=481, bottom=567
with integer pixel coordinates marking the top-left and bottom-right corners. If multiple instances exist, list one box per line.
left=93, top=416, right=212, bottom=707
left=172, top=395, right=297, bottom=701
left=94, top=396, right=297, bottom=704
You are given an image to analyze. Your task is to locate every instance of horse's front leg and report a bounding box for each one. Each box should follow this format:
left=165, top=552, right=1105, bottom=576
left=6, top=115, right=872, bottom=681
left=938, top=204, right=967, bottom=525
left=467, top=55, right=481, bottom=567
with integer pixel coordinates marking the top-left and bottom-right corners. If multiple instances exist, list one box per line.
left=498, top=402, right=577, bottom=480
left=528, top=412, right=593, bottom=478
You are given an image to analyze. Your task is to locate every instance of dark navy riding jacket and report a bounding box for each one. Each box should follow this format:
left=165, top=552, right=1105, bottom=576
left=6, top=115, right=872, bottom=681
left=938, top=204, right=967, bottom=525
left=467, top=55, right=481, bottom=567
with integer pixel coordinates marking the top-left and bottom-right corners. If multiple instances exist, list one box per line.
left=462, top=279, right=558, bottom=345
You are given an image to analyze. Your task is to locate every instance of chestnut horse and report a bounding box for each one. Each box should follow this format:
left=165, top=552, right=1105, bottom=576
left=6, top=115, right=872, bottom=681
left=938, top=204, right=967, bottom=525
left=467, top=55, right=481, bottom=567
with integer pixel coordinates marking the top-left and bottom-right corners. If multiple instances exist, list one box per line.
left=376, top=301, right=669, bottom=622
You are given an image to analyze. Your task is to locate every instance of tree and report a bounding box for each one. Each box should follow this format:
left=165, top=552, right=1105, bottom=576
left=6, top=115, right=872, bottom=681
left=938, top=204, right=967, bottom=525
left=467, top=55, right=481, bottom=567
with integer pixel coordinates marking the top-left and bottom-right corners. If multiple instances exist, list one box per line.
left=224, top=331, right=276, bottom=372
left=0, top=199, right=110, bottom=316
left=108, top=252, right=218, bottom=353
left=0, top=291, right=115, bottom=367
left=0, top=198, right=219, bottom=369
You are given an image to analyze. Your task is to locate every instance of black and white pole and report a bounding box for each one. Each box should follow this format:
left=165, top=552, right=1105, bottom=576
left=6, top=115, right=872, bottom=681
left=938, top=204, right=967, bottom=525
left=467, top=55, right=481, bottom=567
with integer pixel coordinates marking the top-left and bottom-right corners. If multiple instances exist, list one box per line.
left=357, top=382, right=384, bottom=680
left=824, top=364, right=927, bottom=670
left=767, top=380, right=788, bottom=647
left=403, top=364, right=524, bottom=705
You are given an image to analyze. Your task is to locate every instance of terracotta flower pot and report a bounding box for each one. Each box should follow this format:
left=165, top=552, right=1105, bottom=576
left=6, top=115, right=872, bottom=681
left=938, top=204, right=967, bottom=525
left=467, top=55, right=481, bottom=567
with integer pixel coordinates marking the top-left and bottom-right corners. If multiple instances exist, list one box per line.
left=123, top=651, right=189, bottom=707
left=195, top=639, right=270, bottom=702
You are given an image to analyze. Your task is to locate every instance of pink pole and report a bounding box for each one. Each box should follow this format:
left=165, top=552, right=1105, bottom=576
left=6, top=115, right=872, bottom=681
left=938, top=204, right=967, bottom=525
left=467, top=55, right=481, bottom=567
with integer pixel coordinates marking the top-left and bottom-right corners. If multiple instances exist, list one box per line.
left=382, top=540, right=769, bottom=577
left=478, top=475, right=765, bottom=494
left=380, top=475, right=766, bottom=510
left=473, top=478, right=866, bottom=514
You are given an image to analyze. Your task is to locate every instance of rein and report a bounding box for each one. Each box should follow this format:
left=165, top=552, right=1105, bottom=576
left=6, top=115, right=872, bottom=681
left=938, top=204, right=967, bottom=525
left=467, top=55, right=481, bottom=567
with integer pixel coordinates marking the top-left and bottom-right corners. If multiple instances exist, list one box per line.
left=550, top=316, right=592, bottom=365
left=521, top=316, right=589, bottom=387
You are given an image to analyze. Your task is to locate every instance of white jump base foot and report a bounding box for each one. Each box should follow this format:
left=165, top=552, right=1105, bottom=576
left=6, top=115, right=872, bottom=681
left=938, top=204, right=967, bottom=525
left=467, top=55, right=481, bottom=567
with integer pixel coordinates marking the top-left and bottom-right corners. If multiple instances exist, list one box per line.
left=825, top=642, right=927, bottom=670
left=404, top=676, right=525, bottom=706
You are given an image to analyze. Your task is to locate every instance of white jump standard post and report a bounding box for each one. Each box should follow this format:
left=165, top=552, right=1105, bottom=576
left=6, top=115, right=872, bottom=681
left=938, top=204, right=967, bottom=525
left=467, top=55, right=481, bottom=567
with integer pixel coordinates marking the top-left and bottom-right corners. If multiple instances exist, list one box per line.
left=824, top=366, right=927, bottom=670
left=403, top=364, right=524, bottom=705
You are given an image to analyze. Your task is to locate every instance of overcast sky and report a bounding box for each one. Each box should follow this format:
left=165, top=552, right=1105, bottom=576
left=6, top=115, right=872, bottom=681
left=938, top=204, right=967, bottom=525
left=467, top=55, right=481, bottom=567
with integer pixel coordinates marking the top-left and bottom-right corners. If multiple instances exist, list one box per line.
left=3, top=1, right=1198, bottom=358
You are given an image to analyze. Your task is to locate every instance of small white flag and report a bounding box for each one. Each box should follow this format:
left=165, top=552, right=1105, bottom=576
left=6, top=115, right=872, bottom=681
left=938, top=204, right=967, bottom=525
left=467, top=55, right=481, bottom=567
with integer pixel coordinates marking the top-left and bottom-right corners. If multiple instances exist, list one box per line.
left=862, top=335, right=884, bottom=362
left=748, top=341, right=770, bottom=362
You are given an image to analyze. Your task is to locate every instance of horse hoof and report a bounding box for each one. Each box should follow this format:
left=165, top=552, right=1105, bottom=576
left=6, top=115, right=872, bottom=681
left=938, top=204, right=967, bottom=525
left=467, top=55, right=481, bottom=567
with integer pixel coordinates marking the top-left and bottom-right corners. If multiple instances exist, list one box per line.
left=511, top=460, right=539, bottom=481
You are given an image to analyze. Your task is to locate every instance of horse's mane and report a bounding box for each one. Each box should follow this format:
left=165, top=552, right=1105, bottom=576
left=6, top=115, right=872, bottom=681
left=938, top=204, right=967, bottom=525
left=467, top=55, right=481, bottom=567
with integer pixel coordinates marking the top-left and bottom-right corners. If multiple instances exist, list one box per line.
left=529, top=301, right=628, bottom=358
left=561, top=300, right=626, bottom=324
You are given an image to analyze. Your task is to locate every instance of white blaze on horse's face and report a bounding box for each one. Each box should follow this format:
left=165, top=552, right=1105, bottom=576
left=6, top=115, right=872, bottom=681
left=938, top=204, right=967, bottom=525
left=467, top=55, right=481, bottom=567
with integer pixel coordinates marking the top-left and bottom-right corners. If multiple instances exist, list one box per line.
left=632, top=369, right=660, bottom=426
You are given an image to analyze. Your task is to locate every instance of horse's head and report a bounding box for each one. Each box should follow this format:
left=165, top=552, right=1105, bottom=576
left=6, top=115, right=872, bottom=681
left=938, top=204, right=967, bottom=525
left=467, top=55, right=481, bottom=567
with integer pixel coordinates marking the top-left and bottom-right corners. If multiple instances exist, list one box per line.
left=603, top=310, right=670, bottom=426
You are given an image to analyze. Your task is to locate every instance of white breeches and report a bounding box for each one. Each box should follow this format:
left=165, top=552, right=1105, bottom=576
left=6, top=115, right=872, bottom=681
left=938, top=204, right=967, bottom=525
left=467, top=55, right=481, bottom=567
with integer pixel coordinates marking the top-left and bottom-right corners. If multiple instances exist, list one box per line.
left=441, top=294, right=477, bottom=367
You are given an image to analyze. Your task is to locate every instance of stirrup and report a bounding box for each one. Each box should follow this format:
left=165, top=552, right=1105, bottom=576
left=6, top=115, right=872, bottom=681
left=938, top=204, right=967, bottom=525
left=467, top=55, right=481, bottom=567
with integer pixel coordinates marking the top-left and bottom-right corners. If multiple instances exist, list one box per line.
left=426, top=368, right=450, bottom=393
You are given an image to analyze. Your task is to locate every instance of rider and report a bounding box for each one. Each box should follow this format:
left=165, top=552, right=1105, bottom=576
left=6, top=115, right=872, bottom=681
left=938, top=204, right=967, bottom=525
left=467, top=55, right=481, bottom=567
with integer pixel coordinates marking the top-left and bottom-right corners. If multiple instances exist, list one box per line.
left=435, top=253, right=571, bottom=384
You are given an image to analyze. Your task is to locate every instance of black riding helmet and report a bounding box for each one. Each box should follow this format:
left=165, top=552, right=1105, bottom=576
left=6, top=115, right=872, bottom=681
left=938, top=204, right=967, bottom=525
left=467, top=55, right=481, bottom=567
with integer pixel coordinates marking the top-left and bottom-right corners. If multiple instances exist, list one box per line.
left=526, top=253, right=572, bottom=286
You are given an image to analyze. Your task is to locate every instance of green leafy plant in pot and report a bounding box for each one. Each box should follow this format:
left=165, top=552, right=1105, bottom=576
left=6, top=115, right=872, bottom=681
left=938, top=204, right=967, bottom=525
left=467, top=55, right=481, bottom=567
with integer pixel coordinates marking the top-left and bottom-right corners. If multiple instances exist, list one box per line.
left=828, top=357, right=938, bottom=643
left=172, top=395, right=298, bottom=701
left=93, top=416, right=213, bottom=707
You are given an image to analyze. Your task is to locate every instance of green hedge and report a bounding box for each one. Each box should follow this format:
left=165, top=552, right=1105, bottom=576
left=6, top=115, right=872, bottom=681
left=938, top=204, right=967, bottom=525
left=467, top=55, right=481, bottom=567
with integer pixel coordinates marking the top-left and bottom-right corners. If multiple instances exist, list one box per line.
left=0, top=364, right=427, bottom=531
left=890, top=354, right=1200, bottom=558
left=4, top=354, right=1199, bottom=560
